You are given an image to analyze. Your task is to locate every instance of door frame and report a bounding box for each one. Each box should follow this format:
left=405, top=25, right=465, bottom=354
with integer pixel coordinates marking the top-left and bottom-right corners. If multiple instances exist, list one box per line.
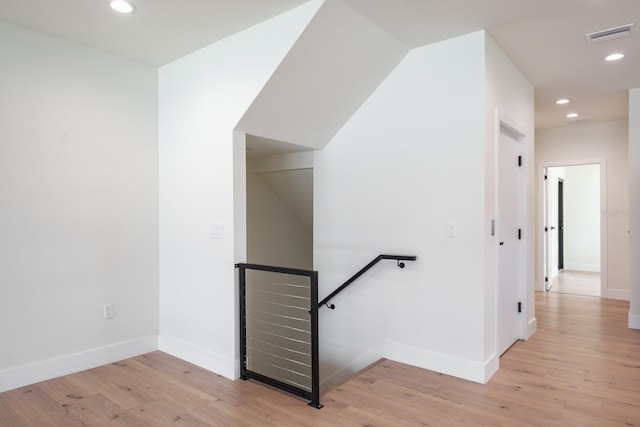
left=537, top=159, right=607, bottom=297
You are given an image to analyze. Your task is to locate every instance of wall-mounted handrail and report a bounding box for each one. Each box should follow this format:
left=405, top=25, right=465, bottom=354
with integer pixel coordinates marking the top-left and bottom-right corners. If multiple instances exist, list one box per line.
left=318, top=254, right=416, bottom=310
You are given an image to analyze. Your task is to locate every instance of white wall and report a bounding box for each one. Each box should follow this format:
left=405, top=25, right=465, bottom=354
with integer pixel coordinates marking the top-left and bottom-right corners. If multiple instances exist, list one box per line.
left=0, top=22, right=159, bottom=392
left=158, top=1, right=321, bottom=379
left=484, top=35, right=536, bottom=358
left=630, top=89, right=640, bottom=328
left=247, top=162, right=313, bottom=270
left=314, top=30, right=533, bottom=387
left=537, top=121, right=630, bottom=299
left=236, top=0, right=409, bottom=149
left=564, top=165, right=601, bottom=272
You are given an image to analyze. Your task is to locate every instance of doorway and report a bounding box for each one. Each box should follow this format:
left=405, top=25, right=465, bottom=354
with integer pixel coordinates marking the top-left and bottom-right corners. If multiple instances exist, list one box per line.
left=245, top=134, right=314, bottom=270
left=543, top=163, right=603, bottom=297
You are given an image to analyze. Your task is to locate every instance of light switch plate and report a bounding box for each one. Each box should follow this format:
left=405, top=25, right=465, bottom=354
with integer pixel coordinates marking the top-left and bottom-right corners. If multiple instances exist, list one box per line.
left=104, top=304, right=114, bottom=319
left=447, top=221, right=456, bottom=237
left=210, top=223, right=224, bottom=239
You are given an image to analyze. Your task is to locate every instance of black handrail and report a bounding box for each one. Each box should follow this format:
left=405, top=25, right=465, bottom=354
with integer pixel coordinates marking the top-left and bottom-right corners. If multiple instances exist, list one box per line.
left=318, top=254, right=417, bottom=309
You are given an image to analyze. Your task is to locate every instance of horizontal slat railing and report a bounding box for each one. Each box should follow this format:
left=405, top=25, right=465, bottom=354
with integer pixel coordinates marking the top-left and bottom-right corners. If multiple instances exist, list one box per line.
left=318, top=254, right=417, bottom=310
left=236, top=263, right=322, bottom=409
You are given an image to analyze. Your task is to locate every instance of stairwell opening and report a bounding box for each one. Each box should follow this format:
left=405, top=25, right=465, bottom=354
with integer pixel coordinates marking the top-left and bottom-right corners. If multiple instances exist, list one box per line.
left=245, top=134, right=314, bottom=270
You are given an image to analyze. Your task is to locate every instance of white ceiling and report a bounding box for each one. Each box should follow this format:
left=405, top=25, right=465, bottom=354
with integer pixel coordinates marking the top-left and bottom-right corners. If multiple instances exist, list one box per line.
left=1, top=0, right=638, bottom=130
left=246, top=135, right=313, bottom=158
left=0, top=0, right=308, bottom=65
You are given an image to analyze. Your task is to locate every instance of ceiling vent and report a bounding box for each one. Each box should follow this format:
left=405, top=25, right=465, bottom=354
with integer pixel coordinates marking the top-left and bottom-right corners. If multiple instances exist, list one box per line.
left=586, top=23, right=634, bottom=43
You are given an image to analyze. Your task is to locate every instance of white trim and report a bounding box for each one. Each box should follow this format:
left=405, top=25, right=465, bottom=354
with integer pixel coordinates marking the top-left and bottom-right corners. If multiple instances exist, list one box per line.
left=526, top=317, right=537, bottom=339
left=158, top=335, right=236, bottom=380
left=563, top=263, right=601, bottom=272
left=385, top=340, right=497, bottom=384
left=629, top=313, right=640, bottom=330
left=606, top=289, right=630, bottom=301
left=483, top=353, right=500, bottom=382
left=0, top=336, right=158, bottom=393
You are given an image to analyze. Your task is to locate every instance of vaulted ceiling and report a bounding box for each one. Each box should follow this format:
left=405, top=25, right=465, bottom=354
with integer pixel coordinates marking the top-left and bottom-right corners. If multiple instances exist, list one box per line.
left=1, top=0, right=638, bottom=130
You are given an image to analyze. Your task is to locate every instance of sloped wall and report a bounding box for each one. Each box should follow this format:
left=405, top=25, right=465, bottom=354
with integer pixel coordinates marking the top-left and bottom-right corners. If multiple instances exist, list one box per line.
left=158, top=1, right=322, bottom=379
left=236, top=0, right=409, bottom=149
left=313, top=31, right=534, bottom=388
left=314, top=31, right=489, bottom=387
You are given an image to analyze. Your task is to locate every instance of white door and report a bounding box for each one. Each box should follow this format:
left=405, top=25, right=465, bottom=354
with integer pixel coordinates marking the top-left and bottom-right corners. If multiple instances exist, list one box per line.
left=497, top=129, right=522, bottom=355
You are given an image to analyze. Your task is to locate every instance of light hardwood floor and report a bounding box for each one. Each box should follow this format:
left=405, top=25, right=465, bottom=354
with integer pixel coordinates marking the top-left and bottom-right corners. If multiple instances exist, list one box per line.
left=548, top=270, right=601, bottom=297
left=2, top=292, right=640, bottom=426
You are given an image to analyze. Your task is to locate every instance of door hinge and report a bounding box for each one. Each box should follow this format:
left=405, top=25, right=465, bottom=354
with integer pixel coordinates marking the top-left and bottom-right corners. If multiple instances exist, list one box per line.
left=518, top=228, right=522, bottom=240
left=518, top=302, right=522, bottom=313
left=545, top=277, right=549, bottom=282
left=545, top=226, right=548, bottom=232
left=544, top=174, right=548, bottom=180
left=518, top=155, right=522, bottom=167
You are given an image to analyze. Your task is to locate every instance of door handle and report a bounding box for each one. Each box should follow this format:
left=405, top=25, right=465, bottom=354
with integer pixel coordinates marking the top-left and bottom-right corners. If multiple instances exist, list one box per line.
left=499, top=242, right=504, bottom=246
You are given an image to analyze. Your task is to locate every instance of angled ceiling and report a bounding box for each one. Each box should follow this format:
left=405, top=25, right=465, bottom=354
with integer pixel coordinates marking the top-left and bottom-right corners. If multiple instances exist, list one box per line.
left=0, top=0, right=638, bottom=130
left=345, top=0, right=640, bottom=130
left=0, top=0, right=308, bottom=65
left=237, top=0, right=409, bottom=149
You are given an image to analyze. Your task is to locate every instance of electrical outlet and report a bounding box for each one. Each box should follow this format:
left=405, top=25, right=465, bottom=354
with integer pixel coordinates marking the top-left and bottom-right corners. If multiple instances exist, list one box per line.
left=104, top=304, right=114, bottom=319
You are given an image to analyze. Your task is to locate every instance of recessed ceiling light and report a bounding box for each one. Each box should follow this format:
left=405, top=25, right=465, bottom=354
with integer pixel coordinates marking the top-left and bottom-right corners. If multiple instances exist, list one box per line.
left=604, top=53, right=625, bottom=61
left=110, top=0, right=136, bottom=14
left=566, top=113, right=579, bottom=118
left=556, top=99, right=570, bottom=105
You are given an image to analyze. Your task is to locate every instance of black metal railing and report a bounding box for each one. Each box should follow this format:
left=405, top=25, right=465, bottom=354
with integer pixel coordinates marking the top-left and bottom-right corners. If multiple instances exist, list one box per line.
left=236, top=263, right=322, bottom=409
left=318, top=254, right=417, bottom=310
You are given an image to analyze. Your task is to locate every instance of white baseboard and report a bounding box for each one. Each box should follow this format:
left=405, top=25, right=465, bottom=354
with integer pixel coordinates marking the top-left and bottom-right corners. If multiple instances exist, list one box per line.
left=0, top=336, right=158, bottom=393
left=483, top=353, right=499, bottom=382
left=320, top=349, right=381, bottom=393
left=526, top=317, right=538, bottom=339
left=629, top=313, right=640, bottom=330
left=384, top=340, right=496, bottom=384
left=606, top=289, right=630, bottom=301
left=563, top=264, right=600, bottom=272
left=158, top=335, right=236, bottom=380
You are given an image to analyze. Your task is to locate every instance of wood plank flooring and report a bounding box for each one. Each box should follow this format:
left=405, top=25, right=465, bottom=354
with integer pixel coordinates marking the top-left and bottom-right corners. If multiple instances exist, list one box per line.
left=2, top=292, right=640, bottom=426
left=548, top=270, right=601, bottom=297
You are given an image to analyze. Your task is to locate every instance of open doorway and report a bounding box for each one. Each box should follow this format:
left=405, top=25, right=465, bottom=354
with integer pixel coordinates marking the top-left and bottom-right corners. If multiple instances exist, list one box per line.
left=544, top=164, right=602, bottom=297
left=245, top=135, right=314, bottom=270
